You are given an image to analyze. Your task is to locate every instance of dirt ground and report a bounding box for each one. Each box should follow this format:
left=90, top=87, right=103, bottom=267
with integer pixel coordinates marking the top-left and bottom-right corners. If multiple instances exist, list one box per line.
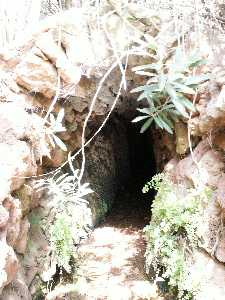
left=75, top=187, right=164, bottom=300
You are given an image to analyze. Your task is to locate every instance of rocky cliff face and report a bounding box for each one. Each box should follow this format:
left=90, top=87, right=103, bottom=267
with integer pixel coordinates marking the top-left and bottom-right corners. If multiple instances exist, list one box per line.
left=0, top=1, right=225, bottom=299
left=0, top=3, right=158, bottom=298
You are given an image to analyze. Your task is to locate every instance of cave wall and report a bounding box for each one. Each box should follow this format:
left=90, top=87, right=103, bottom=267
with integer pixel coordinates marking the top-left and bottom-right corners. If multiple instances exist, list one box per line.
left=72, top=115, right=131, bottom=225
left=1, top=1, right=225, bottom=299
left=0, top=4, right=161, bottom=298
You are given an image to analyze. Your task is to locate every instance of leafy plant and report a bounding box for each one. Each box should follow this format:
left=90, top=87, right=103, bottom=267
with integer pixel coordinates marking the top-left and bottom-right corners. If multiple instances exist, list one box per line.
left=36, top=170, right=93, bottom=214
left=131, top=43, right=209, bottom=133
left=35, top=160, right=93, bottom=275
left=144, top=174, right=212, bottom=299
left=50, top=213, right=74, bottom=273
left=45, top=109, right=67, bottom=151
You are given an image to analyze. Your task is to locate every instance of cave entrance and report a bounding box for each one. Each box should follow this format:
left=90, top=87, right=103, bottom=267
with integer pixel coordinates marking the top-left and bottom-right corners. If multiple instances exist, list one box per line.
left=102, top=114, right=157, bottom=228
left=77, top=111, right=157, bottom=228
left=76, top=115, right=159, bottom=300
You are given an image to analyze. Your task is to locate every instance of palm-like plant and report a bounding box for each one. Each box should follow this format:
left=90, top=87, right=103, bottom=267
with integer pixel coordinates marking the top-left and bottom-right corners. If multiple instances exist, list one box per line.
left=131, top=44, right=209, bottom=133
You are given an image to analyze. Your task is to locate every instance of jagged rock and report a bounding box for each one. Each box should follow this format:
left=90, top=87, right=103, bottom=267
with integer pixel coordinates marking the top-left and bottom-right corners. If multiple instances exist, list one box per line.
left=15, top=217, right=30, bottom=254
left=44, top=147, right=68, bottom=168
left=0, top=99, right=52, bottom=205
left=175, top=140, right=224, bottom=188
left=189, top=251, right=225, bottom=300
left=1, top=3, right=225, bottom=299
left=0, top=268, right=32, bottom=300
left=213, top=131, right=225, bottom=151
left=0, top=205, right=9, bottom=229
left=166, top=140, right=225, bottom=264
left=0, top=103, right=30, bottom=143
left=0, top=241, right=18, bottom=293
left=175, top=122, right=189, bottom=155
left=35, top=31, right=81, bottom=86
left=21, top=209, right=50, bottom=287
left=15, top=48, right=57, bottom=98
left=13, top=183, right=41, bottom=217
left=4, top=197, right=22, bottom=248
left=188, top=33, right=225, bottom=136
left=216, top=174, right=225, bottom=209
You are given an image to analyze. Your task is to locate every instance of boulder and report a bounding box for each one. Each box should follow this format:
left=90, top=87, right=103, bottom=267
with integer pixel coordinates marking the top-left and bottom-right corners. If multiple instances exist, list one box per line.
left=0, top=241, right=18, bottom=293
left=15, top=48, right=57, bottom=98
left=189, top=251, right=225, bottom=300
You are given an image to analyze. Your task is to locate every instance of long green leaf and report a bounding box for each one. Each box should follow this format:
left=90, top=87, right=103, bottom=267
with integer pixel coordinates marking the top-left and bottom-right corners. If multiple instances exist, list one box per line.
left=172, top=82, right=195, bottom=95
left=160, top=113, right=174, bottom=129
left=137, top=107, right=151, bottom=114
left=154, top=115, right=173, bottom=134
left=167, top=108, right=182, bottom=116
left=187, top=54, right=206, bottom=68
left=135, top=71, right=156, bottom=77
left=159, top=74, right=167, bottom=91
left=166, top=85, right=188, bottom=117
left=131, top=84, right=160, bottom=94
left=172, top=98, right=188, bottom=118
left=131, top=85, right=149, bottom=93
left=185, top=74, right=210, bottom=86
left=178, top=96, right=196, bottom=112
left=137, top=92, right=147, bottom=101
left=52, top=134, right=67, bottom=151
left=154, top=115, right=164, bottom=129
left=132, top=63, right=160, bottom=72
left=140, top=118, right=153, bottom=133
left=56, top=109, right=65, bottom=123
left=146, top=95, right=156, bottom=108
left=132, top=115, right=150, bottom=123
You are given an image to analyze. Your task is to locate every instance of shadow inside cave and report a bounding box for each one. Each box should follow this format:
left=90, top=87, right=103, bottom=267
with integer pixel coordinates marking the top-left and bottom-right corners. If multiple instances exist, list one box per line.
left=100, top=115, right=157, bottom=229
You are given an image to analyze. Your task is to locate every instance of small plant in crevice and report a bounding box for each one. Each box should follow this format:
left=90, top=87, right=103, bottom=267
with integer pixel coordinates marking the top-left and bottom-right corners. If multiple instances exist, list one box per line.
left=35, top=161, right=93, bottom=277
left=131, top=42, right=209, bottom=134
left=143, top=174, right=212, bottom=299
left=49, top=213, right=74, bottom=273
left=37, top=108, right=68, bottom=164
left=45, top=108, right=67, bottom=151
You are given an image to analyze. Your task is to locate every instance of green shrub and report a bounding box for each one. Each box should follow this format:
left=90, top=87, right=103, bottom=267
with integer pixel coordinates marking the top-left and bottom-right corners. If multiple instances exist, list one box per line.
left=50, top=213, right=74, bottom=273
left=144, top=174, right=212, bottom=299
left=131, top=44, right=209, bottom=133
left=35, top=163, right=93, bottom=275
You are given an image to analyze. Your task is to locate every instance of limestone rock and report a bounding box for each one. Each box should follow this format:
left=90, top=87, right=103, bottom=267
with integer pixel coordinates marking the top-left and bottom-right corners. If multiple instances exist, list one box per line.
left=175, top=140, right=224, bottom=188
left=0, top=141, right=37, bottom=202
left=15, top=217, right=30, bottom=254
left=166, top=140, right=225, bottom=263
left=13, top=183, right=40, bottom=217
left=199, top=200, right=223, bottom=260
left=0, top=103, right=30, bottom=143
left=0, top=241, right=18, bottom=293
left=190, top=251, right=225, bottom=300
left=175, top=122, right=189, bottom=155
left=216, top=174, right=225, bottom=209
left=0, top=268, right=32, bottom=300
left=35, top=31, right=81, bottom=86
left=213, top=131, right=225, bottom=151
left=0, top=205, right=9, bottom=229
left=4, top=197, right=22, bottom=248
left=188, top=36, right=225, bottom=136
left=15, top=48, right=57, bottom=98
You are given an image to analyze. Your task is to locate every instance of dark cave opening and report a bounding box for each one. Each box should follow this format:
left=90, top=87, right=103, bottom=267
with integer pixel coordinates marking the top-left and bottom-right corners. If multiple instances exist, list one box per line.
left=104, top=114, right=157, bottom=227
left=73, top=111, right=158, bottom=227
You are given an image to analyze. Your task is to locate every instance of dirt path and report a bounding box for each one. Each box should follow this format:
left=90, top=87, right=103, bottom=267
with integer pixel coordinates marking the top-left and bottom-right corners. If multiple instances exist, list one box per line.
left=75, top=190, right=163, bottom=300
